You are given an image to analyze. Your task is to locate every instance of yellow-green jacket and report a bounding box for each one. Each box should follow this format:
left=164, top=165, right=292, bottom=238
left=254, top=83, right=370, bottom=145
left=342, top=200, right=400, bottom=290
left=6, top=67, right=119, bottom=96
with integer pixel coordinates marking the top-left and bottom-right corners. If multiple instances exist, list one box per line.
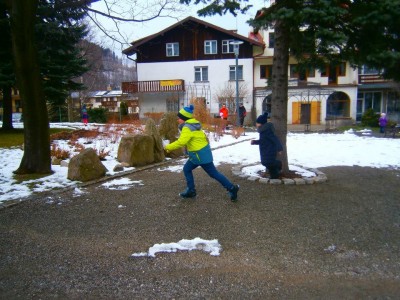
left=165, top=118, right=213, bottom=164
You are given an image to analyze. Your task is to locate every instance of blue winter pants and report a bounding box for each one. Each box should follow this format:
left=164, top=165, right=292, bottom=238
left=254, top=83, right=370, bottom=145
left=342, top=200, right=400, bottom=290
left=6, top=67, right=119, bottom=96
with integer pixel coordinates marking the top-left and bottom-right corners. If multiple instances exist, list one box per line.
left=183, top=160, right=233, bottom=191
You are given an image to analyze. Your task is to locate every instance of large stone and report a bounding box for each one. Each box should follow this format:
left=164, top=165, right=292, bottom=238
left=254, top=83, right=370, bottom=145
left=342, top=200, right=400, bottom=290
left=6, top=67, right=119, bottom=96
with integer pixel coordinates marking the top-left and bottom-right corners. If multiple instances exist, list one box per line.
left=67, top=148, right=107, bottom=182
left=159, top=112, right=185, bottom=159
left=117, top=134, right=155, bottom=167
left=144, top=118, right=165, bottom=163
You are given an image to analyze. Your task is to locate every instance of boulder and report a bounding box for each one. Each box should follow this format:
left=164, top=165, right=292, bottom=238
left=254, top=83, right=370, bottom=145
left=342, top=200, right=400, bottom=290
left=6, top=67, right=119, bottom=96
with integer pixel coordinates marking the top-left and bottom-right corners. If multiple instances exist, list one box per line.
left=67, top=148, right=107, bottom=182
left=159, top=112, right=184, bottom=158
left=113, top=164, right=124, bottom=172
left=117, top=134, right=155, bottom=167
left=144, top=118, right=165, bottom=163
left=51, top=157, right=62, bottom=165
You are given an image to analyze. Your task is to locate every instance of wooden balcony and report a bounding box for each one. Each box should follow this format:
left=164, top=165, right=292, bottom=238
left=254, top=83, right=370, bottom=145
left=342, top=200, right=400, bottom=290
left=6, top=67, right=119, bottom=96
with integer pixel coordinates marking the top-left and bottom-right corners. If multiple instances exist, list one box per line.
left=358, top=74, right=390, bottom=84
left=122, top=79, right=185, bottom=94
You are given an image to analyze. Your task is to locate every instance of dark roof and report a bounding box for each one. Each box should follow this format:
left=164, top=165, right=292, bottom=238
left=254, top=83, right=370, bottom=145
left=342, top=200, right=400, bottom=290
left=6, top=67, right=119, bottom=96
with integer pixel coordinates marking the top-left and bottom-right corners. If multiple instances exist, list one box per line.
left=122, top=16, right=265, bottom=55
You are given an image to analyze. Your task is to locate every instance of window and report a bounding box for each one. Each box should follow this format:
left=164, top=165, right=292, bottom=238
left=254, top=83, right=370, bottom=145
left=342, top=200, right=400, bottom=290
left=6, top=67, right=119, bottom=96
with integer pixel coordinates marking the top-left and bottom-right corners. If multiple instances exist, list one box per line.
left=363, top=92, right=382, bottom=113
left=229, top=65, right=243, bottom=80
left=321, top=62, right=346, bottom=77
left=387, top=92, right=400, bottom=122
left=361, top=65, right=380, bottom=75
left=268, top=32, right=275, bottom=48
left=290, top=64, right=315, bottom=81
left=326, top=91, right=350, bottom=118
left=338, top=62, right=346, bottom=76
left=194, top=66, right=208, bottom=82
left=290, top=64, right=299, bottom=78
left=166, top=43, right=179, bottom=57
left=307, top=67, right=315, bottom=78
left=205, top=40, right=217, bottom=54
left=166, top=97, right=179, bottom=112
left=222, top=40, right=234, bottom=53
left=260, top=65, right=272, bottom=79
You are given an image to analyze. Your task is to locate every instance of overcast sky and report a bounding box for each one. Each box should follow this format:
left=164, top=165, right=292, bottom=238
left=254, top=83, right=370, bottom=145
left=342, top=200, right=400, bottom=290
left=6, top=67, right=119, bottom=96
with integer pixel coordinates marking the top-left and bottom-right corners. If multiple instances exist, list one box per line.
left=88, top=0, right=269, bottom=55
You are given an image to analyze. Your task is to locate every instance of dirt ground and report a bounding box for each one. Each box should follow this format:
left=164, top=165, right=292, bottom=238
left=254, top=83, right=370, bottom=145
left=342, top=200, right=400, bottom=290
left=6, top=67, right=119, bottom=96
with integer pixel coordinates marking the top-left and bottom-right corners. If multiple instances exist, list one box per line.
left=1, top=164, right=400, bottom=299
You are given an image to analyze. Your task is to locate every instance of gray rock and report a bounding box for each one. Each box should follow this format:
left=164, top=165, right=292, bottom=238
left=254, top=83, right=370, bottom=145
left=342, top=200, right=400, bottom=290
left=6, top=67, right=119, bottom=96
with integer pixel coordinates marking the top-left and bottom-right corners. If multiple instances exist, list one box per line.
left=51, top=157, right=62, bottom=165
left=117, top=134, right=155, bottom=167
left=282, top=179, right=295, bottom=185
left=293, top=178, right=306, bottom=185
left=269, top=179, right=282, bottom=185
left=113, top=164, right=124, bottom=172
left=67, top=148, right=107, bottom=182
left=247, top=176, right=260, bottom=182
left=144, top=118, right=165, bottom=163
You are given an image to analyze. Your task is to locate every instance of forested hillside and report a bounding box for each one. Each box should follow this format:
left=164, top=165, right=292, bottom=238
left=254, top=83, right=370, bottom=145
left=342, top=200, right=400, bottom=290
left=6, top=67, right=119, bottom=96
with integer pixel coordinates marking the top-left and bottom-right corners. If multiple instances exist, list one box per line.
left=79, top=40, right=136, bottom=91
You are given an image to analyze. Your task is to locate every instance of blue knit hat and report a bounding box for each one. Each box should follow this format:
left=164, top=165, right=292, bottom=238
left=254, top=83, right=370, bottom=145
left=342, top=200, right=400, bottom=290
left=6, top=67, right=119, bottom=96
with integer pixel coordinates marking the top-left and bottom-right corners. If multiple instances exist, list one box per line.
left=256, top=112, right=269, bottom=125
left=177, top=104, right=194, bottom=121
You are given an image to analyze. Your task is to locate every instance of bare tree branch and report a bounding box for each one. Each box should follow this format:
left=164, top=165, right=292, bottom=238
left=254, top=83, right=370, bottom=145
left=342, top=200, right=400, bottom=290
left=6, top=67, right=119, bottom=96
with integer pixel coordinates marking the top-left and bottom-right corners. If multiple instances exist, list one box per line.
left=86, top=0, right=186, bottom=22
left=84, top=0, right=188, bottom=51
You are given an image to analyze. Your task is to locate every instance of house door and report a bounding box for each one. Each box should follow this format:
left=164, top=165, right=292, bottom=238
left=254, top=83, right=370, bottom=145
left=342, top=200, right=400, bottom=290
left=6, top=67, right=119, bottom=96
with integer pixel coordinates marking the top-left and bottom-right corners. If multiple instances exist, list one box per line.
left=262, top=95, right=272, bottom=115
left=300, top=104, right=311, bottom=124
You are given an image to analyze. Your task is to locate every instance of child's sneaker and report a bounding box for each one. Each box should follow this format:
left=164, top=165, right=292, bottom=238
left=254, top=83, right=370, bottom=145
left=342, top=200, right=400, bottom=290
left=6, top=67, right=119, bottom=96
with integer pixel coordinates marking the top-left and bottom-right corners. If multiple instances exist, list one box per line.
left=179, top=188, right=196, bottom=198
left=228, top=185, right=239, bottom=202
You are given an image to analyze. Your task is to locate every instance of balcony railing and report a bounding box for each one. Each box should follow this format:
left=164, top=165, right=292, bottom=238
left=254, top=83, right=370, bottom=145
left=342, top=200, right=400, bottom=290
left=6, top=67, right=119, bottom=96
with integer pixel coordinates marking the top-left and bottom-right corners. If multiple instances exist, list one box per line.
left=358, top=74, right=390, bottom=84
left=122, top=79, right=185, bottom=93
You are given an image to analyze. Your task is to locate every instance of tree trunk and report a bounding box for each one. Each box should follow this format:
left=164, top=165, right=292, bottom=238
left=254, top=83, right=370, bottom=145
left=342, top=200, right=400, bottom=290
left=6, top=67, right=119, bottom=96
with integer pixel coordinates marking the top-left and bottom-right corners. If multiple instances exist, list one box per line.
left=270, top=18, right=290, bottom=173
left=10, top=0, right=52, bottom=174
left=1, top=86, right=13, bottom=130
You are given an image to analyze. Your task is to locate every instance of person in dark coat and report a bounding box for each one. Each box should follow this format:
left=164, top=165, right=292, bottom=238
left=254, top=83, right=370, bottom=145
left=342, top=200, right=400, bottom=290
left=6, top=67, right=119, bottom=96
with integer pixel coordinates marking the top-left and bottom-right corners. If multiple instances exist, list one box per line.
left=238, top=103, right=247, bottom=127
left=251, top=112, right=283, bottom=179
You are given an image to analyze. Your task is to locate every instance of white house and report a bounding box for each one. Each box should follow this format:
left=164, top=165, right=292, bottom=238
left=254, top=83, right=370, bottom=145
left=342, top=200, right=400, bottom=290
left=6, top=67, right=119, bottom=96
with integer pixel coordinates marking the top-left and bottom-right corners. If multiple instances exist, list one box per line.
left=122, top=16, right=264, bottom=124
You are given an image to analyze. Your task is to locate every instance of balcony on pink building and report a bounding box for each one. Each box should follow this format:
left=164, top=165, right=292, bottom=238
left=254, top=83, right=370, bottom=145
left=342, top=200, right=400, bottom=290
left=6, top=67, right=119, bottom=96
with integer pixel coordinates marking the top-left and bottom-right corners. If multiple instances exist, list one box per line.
left=358, top=74, right=390, bottom=84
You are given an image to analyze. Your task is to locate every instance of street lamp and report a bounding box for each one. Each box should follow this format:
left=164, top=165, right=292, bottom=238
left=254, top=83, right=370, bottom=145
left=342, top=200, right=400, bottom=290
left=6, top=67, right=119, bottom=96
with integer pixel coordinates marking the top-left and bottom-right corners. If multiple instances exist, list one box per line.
left=230, top=40, right=243, bottom=126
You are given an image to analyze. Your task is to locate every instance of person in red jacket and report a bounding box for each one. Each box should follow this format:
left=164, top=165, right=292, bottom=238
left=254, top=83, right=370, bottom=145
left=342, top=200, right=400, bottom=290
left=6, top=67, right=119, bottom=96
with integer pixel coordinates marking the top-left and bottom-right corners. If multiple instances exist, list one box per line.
left=219, top=104, right=229, bottom=120
left=219, top=104, right=229, bottom=131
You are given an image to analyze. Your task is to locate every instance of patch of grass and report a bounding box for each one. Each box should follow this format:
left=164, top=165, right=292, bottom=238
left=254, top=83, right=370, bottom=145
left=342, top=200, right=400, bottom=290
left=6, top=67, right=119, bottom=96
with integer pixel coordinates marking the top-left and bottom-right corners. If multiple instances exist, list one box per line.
left=0, top=128, right=74, bottom=148
left=0, top=129, right=24, bottom=148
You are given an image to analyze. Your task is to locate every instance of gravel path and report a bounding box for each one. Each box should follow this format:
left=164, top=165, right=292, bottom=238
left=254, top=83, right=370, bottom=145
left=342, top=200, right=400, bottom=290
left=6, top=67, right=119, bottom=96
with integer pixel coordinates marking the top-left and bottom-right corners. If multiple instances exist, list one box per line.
left=1, top=165, right=400, bottom=299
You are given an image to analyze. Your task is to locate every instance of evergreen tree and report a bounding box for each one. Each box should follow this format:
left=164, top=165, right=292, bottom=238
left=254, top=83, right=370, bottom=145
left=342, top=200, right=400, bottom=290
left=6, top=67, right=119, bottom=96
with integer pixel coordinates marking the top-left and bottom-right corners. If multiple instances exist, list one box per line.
left=182, top=0, right=400, bottom=173
left=36, top=0, right=88, bottom=122
left=2, top=0, right=92, bottom=174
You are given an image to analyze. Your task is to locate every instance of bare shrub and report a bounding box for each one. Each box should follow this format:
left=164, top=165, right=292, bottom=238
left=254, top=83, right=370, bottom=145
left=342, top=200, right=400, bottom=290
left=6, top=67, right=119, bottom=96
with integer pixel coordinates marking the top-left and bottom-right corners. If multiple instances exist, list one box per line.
left=144, top=112, right=164, bottom=124
left=73, top=143, right=85, bottom=153
left=50, top=131, right=73, bottom=141
left=231, top=126, right=244, bottom=139
left=95, top=147, right=110, bottom=160
left=50, top=144, right=70, bottom=160
left=191, top=98, right=212, bottom=125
